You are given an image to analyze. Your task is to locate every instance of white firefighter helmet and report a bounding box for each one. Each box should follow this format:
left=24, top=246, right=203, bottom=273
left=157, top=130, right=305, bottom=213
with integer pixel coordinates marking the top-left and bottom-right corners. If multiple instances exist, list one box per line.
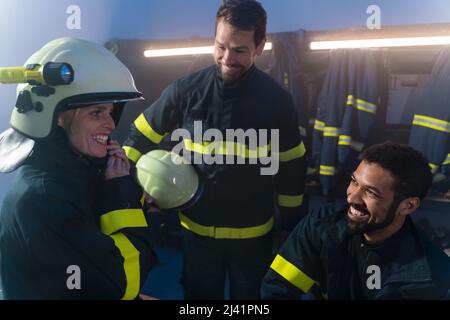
left=11, top=37, right=142, bottom=138
left=0, top=37, right=142, bottom=172
left=135, top=150, right=201, bottom=209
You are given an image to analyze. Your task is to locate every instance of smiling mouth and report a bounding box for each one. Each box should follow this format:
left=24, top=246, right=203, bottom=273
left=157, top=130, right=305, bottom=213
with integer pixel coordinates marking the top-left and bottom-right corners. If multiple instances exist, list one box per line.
left=221, top=62, right=240, bottom=69
left=223, top=65, right=237, bottom=72
left=93, top=134, right=108, bottom=145
left=348, top=206, right=370, bottom=222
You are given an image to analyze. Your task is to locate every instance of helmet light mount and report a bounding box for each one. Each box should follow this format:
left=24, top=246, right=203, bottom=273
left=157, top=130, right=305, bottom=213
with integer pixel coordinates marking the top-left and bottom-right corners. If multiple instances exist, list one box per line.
left=1, top=62, right=75, bottom=114
left=0, top=62, right=74, bottom=86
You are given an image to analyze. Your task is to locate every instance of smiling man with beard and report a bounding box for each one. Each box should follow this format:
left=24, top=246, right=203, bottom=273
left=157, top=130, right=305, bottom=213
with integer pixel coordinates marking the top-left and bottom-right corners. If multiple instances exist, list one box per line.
left=262, top=141, right=450, bottom=300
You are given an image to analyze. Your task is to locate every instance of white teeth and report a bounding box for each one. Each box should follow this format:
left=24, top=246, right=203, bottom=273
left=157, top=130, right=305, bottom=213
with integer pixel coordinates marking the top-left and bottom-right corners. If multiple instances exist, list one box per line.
left=350, top=206, right=366, bottom=217
left=93, top=135, right=108, bottom=144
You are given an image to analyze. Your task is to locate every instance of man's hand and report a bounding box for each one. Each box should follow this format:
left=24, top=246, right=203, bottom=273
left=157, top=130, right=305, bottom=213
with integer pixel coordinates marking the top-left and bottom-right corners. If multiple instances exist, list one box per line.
left=104, top=140, right=130, bottom=180
left=144, top=192, right=154, bottom=205
left=144, top=192, right=161, bottom=213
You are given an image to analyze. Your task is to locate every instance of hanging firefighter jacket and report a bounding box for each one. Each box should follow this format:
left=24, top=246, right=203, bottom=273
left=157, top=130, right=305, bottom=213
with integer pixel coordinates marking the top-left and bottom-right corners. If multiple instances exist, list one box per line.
left=265, top=30, right=308, bottom=139
left=312, top=49, right=385, bottom=196
left=409, top=46, right=450, bottom=177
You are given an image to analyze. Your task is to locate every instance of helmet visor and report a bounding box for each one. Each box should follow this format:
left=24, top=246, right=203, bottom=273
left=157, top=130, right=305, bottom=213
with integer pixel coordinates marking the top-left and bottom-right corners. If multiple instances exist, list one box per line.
left=64, top=92, right=143, bottom=109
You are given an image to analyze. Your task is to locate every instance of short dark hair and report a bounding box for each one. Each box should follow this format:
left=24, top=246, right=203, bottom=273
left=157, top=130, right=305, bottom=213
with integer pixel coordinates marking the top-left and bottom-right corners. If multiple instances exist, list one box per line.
left=360, top=141, right=432, bottom=201
left=216, top=0, right=267, bottom=46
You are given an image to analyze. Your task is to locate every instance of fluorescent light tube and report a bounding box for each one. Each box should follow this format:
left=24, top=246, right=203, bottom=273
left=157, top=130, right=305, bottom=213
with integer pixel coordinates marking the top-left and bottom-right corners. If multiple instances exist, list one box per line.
left=310, top=36, right=450, bottom=50
left=144, top=42, right=272, bottom=57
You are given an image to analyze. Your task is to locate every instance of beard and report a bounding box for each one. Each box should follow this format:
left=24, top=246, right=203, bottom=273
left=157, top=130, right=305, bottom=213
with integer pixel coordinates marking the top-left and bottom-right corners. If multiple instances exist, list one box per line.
left=346, top=200, right=399, bottom=235
left=217, top=61, right=247, bottom=84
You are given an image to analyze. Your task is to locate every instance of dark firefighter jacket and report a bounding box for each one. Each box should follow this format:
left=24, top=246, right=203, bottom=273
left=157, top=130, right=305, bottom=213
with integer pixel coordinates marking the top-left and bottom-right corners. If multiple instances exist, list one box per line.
left=123, top=64, right=307, bottom=235
left=312, top=49, right=385, bottom=196
left=0, top=127, right=155, bottom=299
left=409, top=46, right=450, bottom=176
left=266, top=31, right=308, bottom=139
left=262, top=204, right=450, bottom=300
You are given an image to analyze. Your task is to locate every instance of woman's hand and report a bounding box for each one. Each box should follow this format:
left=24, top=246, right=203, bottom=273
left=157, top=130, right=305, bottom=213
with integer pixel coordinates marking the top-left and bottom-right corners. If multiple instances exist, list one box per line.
left=104, top=139, right=130, bottom=180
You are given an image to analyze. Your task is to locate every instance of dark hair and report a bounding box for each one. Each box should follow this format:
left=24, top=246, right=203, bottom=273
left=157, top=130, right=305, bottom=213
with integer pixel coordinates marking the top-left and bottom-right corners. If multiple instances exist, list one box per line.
left=360, top=141, right=432, bottom=201
left=216, top=0, right=267, bottom=46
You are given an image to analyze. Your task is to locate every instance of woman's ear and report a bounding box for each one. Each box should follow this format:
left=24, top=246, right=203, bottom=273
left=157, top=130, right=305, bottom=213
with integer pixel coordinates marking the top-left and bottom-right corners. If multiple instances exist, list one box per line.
left=57, top=113, right=64, bottom=127
left=398, top=197, right=420, bottom=217
left=57, top=109, right=74, bottom=129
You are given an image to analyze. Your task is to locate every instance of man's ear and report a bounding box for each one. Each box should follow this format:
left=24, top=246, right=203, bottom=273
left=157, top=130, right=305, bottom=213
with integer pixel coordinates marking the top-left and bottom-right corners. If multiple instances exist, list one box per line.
left=398, top=197, right=420, bottom=217
left=255, top=37, right=266, bottom=56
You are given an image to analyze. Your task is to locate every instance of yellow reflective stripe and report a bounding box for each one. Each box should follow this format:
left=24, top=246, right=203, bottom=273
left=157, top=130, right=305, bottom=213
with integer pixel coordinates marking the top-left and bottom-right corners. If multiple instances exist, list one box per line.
left=277, top=194, right=304, bottom=208
left=429, top=162, right=439, bottom=174
left=338, top=135, right=364, bottom=152
left=109, top=233, right=140, bottom=300
left=347, top=95, right=377, bottom=114
left=443, top=154, right=450, bottom=166
left=355, top=99, right=376, bottom=114
left=100, top=209, right=148, bottom=236
left=180, top=213, right=214, bottom=237
left=323, top=126, right=340, bottom=137
left=319, top=165, right=336, bottom=176
left=139, top=193, right=145, bottom=207
left=123, top=146, right=142, bottom=163
left=279, top=141, right=306, bottom=162
left=346, top=95, right=355, bottom=105
left=270, top=254, right=317, bottom=293
left=134, top=114, right=167, bottom=144
left=338, top=135, right=351, bottom=145
left=314, top=120, right=325, bottom=132
left=179, top=213, right=274, bottom=239
left=412, top=114, right=450, bottom=133
left=183, top=139, right=270, bottom=158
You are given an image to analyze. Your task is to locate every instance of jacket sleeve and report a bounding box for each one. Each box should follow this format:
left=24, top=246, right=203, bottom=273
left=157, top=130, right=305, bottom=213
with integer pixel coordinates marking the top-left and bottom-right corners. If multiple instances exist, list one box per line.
left=24, top=175, right=154, bottom=300
left=261, top=209, right=323, bottom=299
left=274, top=91, right=308, bottom=230
left=123, top=81, right=182, bottom=164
